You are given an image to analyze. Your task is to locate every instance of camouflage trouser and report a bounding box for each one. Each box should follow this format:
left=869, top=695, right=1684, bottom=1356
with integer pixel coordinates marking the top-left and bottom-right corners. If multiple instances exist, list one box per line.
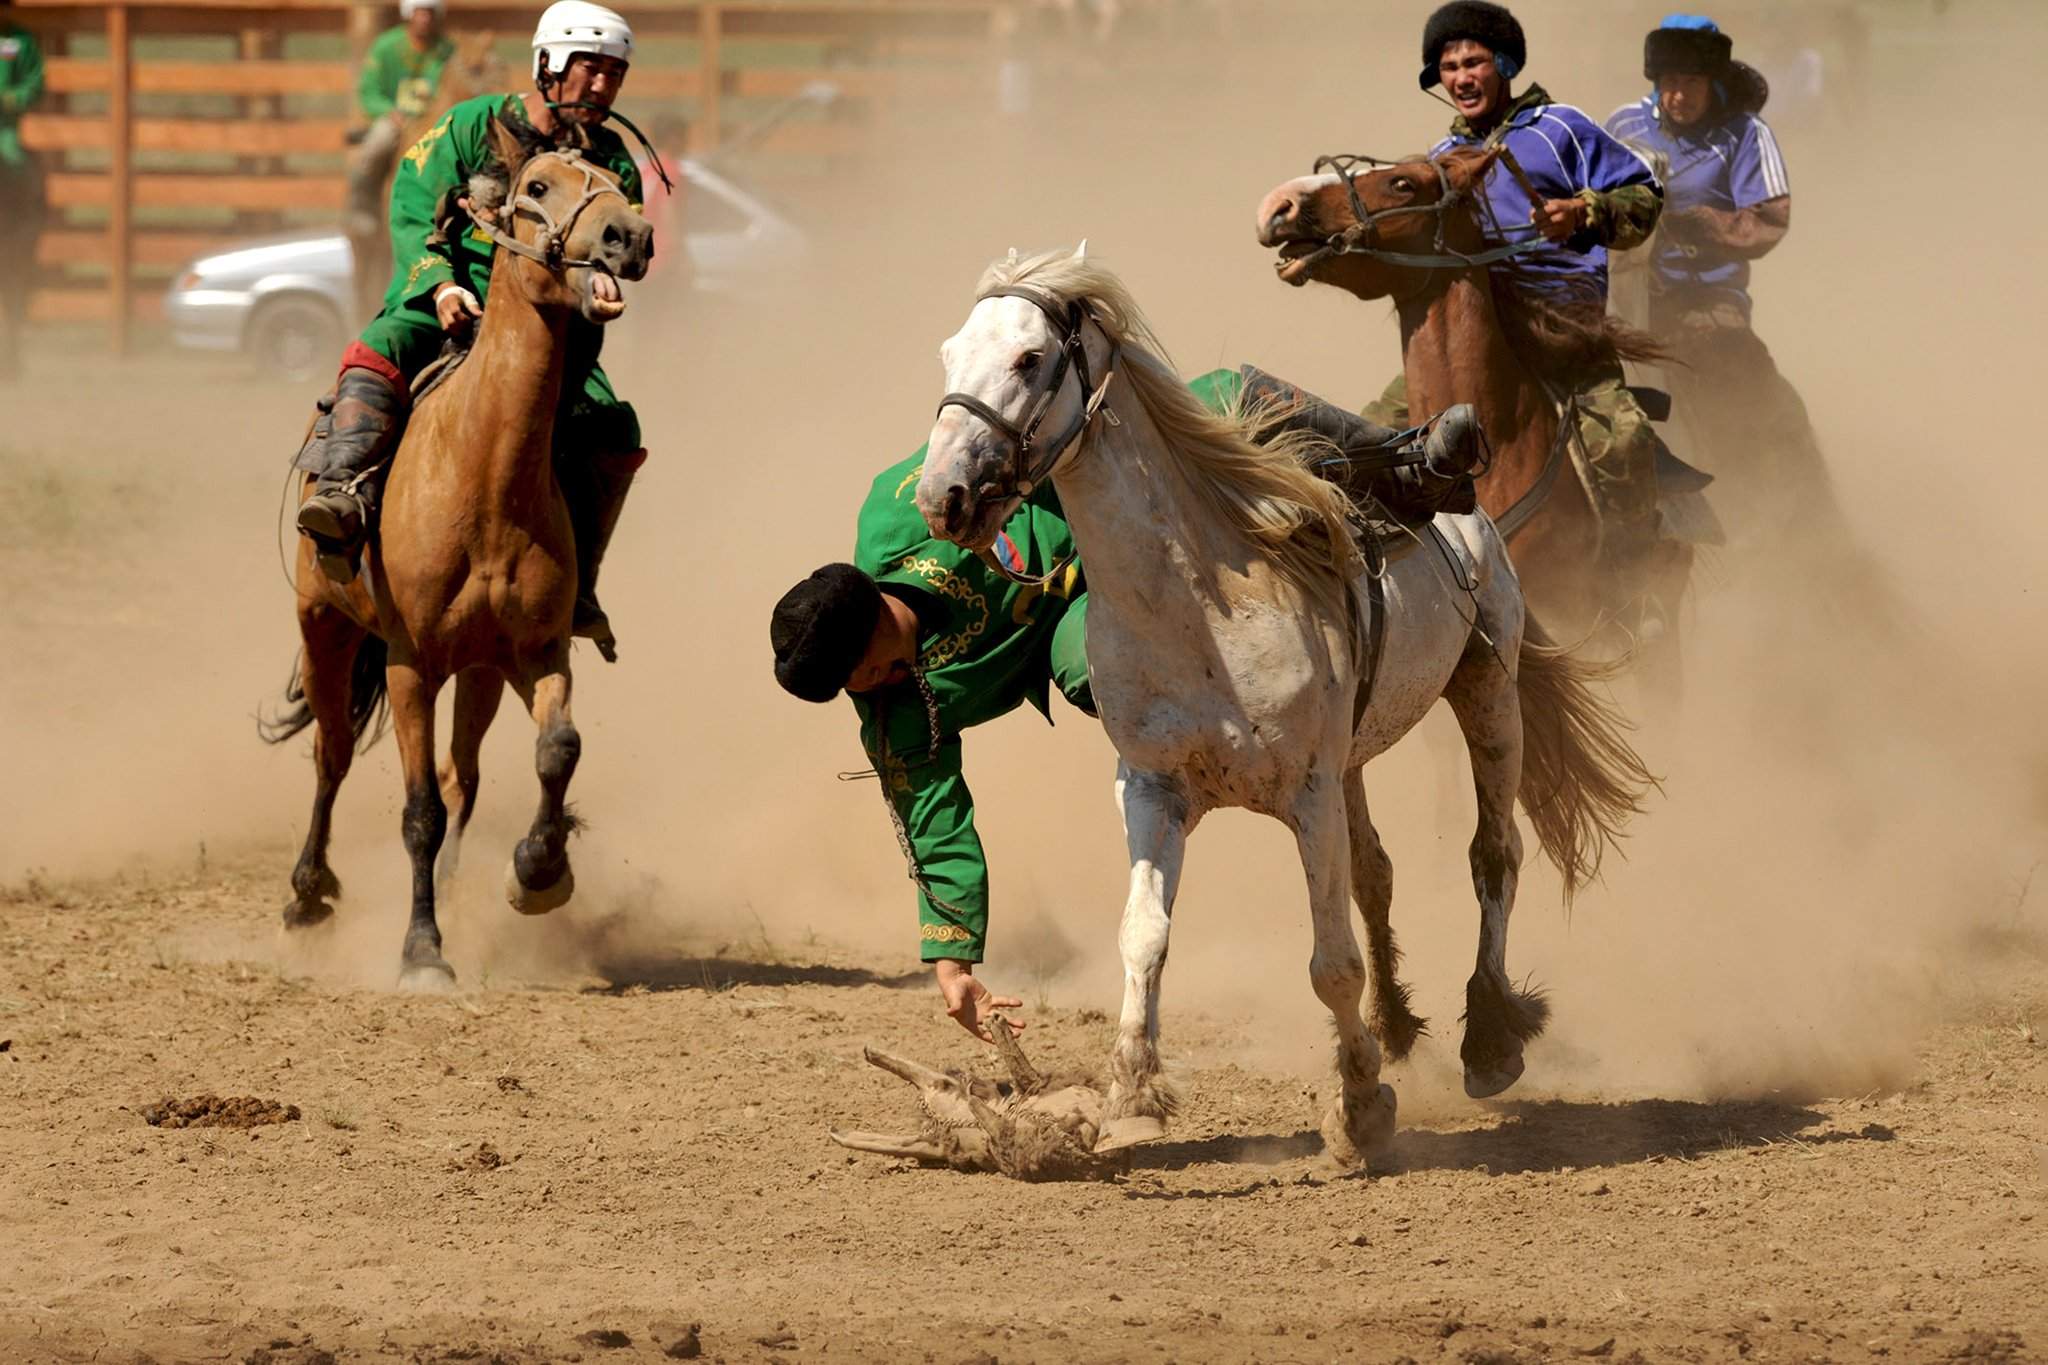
left=1364, top=365, right=1661, bottom=568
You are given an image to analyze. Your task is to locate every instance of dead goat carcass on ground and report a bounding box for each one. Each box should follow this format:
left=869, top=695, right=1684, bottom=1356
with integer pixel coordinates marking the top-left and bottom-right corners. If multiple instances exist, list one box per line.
left=833, top=1015, right=1156, bottom=1178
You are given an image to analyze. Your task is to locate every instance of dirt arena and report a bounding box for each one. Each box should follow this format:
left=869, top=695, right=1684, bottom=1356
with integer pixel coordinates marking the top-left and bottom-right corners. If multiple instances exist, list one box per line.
left=4, top=2, right=2046, bottom=1361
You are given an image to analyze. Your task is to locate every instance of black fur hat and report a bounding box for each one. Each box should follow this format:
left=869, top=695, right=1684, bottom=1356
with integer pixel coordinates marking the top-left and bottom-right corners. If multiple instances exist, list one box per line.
left=1644, top=23, right=1734, bottom=81
left=770, top=563, right=883, bottom=703
left=1419, top=2, right=1527, bottom=90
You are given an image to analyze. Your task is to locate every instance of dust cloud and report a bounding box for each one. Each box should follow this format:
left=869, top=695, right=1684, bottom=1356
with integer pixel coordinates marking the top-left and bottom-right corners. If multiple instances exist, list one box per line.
left=1, top=1, right=2042, bottom=1112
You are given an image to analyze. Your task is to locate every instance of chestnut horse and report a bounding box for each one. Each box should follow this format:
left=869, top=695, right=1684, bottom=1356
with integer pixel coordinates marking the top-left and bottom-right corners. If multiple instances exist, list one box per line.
left=1257, top=146, right=1696, bottom=691
left=265, top=114, right=653, bottom=989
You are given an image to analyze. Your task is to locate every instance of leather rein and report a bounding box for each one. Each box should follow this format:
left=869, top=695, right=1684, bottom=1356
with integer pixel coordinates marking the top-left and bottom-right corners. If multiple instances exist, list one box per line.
left=470, top=147, right=628, bottom=273
left=935, top=288, right=1121, bottom=587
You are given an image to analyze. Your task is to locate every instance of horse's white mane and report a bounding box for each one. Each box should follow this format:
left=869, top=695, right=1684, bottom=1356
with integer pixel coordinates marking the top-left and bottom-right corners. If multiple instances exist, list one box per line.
left=975, top=247, right=1360, bottom=596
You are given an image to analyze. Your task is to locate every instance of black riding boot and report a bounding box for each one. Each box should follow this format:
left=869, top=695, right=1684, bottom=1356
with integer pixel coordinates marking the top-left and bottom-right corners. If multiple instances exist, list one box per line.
left=1239, top=364, right=1483, bottom=518
left=558, top=447, right=644, bottom=663
left=294, top=365, right=406, bottom=583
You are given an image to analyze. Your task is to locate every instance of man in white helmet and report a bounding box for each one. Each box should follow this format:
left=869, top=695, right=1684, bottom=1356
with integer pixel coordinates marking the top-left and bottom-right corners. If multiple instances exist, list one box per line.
left=343, top=0, right=454, bottom=247
left=295, top=1, right=650, bottom=661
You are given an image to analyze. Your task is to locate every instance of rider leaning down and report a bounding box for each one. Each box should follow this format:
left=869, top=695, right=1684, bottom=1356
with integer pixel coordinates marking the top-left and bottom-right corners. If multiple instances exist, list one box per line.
left=294, top=1, right=647, bottom=660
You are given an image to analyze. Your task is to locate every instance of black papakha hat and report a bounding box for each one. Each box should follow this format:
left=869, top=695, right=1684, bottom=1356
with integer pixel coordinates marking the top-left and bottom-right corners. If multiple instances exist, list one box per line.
left=1419, top=2, right=1527, bottom=90
left=770, top=562, right=883, bottom=704
left=1644, top=22, right=1734, bottom=81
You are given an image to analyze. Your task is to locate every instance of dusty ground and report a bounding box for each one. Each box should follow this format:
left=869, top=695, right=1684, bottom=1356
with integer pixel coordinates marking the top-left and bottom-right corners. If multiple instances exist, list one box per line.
left=1, top=851, right=2043, bottom=1365
left=5, top=3, right=2048, bottom=1361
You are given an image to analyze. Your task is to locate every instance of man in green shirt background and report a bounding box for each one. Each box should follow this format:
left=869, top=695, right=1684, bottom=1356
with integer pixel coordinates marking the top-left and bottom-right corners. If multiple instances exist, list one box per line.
left=344, top=0, right=455, bottom=249
left=296, top=1, right=647, bottom=660
left=0, top=0, right=47, bottom=381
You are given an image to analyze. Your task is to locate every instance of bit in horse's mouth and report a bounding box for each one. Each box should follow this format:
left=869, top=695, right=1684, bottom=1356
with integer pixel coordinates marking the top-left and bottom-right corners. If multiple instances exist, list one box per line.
left=1273, top=240, right=1322, bottom=284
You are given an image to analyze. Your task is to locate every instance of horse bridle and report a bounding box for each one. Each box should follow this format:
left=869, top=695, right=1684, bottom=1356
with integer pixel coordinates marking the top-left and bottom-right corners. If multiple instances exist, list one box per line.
left=472, top=147, right=629, bottom=273
left=1293, top=148, right=1548, bottom=274
left=935, top=288, right=1121, bottom=503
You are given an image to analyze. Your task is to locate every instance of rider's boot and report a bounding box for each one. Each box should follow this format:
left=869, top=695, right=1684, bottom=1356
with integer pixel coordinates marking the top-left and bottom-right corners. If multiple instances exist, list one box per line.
left=1238, top=364, right=1482, bottom=517
left=294, top=365, right=407, bottom=584
left=560, top=447, right=646, bottom=664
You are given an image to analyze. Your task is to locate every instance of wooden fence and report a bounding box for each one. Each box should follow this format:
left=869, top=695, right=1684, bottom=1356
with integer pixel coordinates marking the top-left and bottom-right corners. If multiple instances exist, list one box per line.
left=12, top=0, right=1001, bottom=350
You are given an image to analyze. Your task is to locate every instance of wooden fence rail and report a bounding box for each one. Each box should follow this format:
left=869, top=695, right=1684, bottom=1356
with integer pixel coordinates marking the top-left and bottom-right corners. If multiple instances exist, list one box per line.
left=13, top=0, right=1000, bottom=350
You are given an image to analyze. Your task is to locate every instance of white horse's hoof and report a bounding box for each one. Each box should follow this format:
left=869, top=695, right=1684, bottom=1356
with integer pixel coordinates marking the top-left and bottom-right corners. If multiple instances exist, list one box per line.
left=397, top=958, right=458, bottom=994
left=504, top=859, right=574, bottom=915
left=1094, top=1115, right=1168, bottom=1153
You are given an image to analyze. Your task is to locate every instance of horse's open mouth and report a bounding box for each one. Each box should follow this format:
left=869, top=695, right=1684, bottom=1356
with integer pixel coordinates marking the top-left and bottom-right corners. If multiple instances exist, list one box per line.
left=583, top=271, right=626, bottom=322
left=1273, top=240, right=1323, bottom=286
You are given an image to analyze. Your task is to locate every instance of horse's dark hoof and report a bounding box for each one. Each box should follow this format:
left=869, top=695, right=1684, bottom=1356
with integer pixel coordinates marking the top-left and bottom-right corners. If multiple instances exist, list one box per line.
left=1463, top=1052, right=1526, bottom=1100
left=281, top=899, right=335, bottom=931
left=397, top=957, right=458, bottom=993
left=505, top=858, right=574, bottom=916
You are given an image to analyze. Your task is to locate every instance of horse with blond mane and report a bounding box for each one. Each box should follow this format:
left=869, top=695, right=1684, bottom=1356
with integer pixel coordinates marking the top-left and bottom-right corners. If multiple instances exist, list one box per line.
left=263, top=114, right=653, bottom=989
left=915, top=246, right=1653, bottom=1163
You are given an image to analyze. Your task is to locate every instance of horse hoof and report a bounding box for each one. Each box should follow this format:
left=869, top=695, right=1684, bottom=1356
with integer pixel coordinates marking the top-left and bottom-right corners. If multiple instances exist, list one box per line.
left=1093, top=1115, right=1168, bottom=1153
left=1323, top=1082, right=1398, bottom=1167
left=280, top=899, right=334, bottom=931
left=397, top=957, right=458, bottom=993
left=1464, top=1052, right=1526, bottom=1100
left=504, top=859, right=574, bottom=916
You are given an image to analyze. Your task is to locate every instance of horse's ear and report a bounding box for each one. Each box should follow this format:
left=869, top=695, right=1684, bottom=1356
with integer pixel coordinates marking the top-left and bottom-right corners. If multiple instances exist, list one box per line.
left=1440, top=146, right=1501, bottom=197
left=1073, top=239, right=1089, bottom=261
left=485, top=110, right=527, bottom=181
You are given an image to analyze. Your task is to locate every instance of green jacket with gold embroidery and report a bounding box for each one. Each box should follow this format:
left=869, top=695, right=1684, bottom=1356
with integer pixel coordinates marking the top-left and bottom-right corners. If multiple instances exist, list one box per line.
left=382, top=92, right=642, bottom=320
left=851, top=449, right=1087, bottom=965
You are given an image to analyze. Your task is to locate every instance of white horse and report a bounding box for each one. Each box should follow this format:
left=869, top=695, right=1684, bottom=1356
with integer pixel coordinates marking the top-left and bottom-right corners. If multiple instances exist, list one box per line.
left=916, top=247, right=1653, bottom=1164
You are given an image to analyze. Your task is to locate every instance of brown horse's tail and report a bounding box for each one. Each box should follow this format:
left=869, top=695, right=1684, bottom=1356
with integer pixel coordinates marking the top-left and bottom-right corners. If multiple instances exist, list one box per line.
left=1514, top=617, right=1658, bottom=903
left=259, top=636, right=390, bottom=752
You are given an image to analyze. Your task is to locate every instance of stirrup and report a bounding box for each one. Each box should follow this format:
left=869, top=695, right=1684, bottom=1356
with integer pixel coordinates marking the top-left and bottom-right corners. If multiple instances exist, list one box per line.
left=297, top=488, right=365, bottom=545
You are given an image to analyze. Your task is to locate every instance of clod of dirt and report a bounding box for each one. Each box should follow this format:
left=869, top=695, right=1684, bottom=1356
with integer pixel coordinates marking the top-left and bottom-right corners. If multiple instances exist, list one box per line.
left=661, top=1324, right=703, bottom=1360
left=955, top=1353, right=999, bottom=1365
left=754, top=1329, right=798, bottom=1350
left=1575, top=1339, right=1616, bottom=1358
left=1578, top=1176, right=1612, bottom=1197
left=575, top=1329, right=632, bottom=1349
left=0, top=1038, right=11, bottom=1052
left=496, top=1075, right=524, bottom=1092
left=144, top=1095, right=300, bottom=1129
left=450, top=1141, right=507, bottom=1172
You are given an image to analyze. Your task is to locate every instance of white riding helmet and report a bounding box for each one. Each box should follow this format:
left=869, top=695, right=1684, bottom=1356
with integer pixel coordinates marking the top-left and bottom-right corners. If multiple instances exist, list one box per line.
left=398, top=0, right=443, bottom=17
left=531, top=1, right=634, bottom=84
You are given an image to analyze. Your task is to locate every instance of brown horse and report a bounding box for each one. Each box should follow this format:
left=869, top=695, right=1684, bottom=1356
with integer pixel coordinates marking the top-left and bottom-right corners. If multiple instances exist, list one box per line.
left=346, top=32, right=508, bottom=326
left=1256, top=147, right=1695, bottom=687
left=266, top=114, right=654, bottom=989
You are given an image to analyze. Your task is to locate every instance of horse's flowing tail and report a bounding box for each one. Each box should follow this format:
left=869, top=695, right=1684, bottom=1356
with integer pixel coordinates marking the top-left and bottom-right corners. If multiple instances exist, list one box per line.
left=258, top=636, right=391, bottom=752
left=1514, top=617, right=1657, bottom=902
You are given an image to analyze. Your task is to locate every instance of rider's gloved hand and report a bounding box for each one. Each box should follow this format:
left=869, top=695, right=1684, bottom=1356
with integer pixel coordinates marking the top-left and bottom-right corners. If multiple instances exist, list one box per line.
left=434, top=284, right=483, bottom=333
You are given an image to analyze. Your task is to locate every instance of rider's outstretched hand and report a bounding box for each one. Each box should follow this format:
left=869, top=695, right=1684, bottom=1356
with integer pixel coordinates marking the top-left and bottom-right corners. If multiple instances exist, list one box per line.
left=434, top=284, right=483, bottom=333
left=934, top=959, right=1025, bottom=1042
